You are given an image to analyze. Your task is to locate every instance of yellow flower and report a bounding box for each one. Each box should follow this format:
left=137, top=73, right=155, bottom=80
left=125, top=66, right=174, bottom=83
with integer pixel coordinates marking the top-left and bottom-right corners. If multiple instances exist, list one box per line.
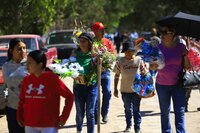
left=75, top=31, right=82, bottom=37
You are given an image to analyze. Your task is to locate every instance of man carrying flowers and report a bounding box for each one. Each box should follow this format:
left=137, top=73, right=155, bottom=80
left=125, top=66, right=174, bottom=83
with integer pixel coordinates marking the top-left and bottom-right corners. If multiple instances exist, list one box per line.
left=91, top=22, right=116, bottom=123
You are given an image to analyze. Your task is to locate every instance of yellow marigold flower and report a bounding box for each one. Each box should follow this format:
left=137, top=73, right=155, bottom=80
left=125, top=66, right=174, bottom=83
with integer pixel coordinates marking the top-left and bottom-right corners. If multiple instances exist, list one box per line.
left=76, top=31, right=82, bottom=37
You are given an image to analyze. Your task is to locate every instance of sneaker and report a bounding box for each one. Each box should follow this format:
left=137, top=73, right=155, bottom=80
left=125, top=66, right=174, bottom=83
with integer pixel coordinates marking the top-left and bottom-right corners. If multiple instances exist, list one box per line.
left=135, top=128, right=141, bottom=133
left=185, top=105, right=188, bottom=112
left=77, top=130, right=82, bottom=133
left=102, top=115, right=108, bottom=123
left=95, top=119, right=97, bottom=125
left=124, top=127, right=132, bottom=132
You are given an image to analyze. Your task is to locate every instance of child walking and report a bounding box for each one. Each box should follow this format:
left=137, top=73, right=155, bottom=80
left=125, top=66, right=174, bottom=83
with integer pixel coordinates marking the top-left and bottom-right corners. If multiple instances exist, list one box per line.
left=17, top=50, right=74, bottom=133
left=113, top=40, right=144, bottom=133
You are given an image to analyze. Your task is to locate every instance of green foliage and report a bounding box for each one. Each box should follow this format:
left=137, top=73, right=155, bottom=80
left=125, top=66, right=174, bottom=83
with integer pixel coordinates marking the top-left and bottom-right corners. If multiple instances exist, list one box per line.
left=103, top=0, right=136, bottom=32
left=63, top=0, right=136, bottom=32
left=0, top=0, right=200, bottom=34
left=118, top=0, right=200, bottom=32
left=64, top=0, right=106, bottom=29
left=0, top=0, right=68, bottom=35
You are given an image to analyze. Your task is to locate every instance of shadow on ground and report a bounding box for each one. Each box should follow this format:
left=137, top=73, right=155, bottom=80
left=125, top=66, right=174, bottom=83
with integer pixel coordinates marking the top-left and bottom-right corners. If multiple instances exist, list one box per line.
left=117, top=110, right=160, bottom=118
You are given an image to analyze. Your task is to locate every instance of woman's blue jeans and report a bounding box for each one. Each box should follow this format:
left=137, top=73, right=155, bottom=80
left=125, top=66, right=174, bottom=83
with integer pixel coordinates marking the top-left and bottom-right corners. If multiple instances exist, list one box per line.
left=73, top=84, right=98, bottom=133
left=121, top=92, right=141, bottom=130
left=156, top=83, right=186, bottom=133
left=6, top=107, right=25, bottom=133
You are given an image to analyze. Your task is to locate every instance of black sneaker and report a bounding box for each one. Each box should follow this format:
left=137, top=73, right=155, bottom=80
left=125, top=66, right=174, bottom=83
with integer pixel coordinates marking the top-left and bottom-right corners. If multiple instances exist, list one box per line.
left=102, top=115, right=108, bottom=123
left=0, top=109, right=6, bottom=115
left=185, top=107, right=188, bottom=112
left=124, top=127, right=132, bottom=132
left=135, top=128, right=141, bottom=133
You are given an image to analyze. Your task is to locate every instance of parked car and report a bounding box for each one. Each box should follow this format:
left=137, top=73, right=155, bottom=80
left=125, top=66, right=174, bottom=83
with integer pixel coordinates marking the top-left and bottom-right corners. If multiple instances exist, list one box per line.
left=0, top=34, right=57, bottom=86
left=0, top=47, right=8, bottom=85
left=0, top=34, right=57, bottom=65
left=45, top=30, right=77, bottom=59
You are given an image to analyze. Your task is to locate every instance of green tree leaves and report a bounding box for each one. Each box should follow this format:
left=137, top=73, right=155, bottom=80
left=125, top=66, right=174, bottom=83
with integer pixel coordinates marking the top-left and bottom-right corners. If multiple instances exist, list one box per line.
left=0, top=0, right=68, bottom=35
left=0, top=0, right=199, bottom=34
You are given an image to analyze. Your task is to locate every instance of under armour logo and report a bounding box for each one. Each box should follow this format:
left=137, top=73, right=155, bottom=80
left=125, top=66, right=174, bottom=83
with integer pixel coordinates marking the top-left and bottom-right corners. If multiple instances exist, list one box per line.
left=26, top=84, right=44, bottom=95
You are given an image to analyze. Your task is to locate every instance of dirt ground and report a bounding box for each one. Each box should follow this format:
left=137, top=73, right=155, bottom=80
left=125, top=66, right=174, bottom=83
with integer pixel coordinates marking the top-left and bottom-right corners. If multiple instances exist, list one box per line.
left=1, top=73, right=200, bottom=133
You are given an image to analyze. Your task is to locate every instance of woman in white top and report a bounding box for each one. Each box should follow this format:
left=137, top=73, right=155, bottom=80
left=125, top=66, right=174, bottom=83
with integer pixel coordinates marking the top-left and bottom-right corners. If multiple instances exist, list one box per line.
left=2, top=38, right=27, bottom=133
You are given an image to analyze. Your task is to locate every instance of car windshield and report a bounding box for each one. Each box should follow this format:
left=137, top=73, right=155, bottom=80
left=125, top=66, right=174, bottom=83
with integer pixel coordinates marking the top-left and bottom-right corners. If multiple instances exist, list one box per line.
left=0, top=56, right=7, bottom=67
left=0, top=38, right=37, bottom=51
left=0, top=50, right=7, bottom=67
left=48, top=32, right=74, bottom=45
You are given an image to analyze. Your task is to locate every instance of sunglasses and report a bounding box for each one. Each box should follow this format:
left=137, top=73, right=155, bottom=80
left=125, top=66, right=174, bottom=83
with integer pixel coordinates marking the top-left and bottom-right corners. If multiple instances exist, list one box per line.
left=79, top=39, right=88, bottom=43
left=160, top=30, right=174, bottom=35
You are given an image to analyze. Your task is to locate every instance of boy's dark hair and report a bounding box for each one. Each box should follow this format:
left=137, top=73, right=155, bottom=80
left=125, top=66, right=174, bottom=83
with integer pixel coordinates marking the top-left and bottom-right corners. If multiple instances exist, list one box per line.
left=28, top=50, right=47, bottom=69
left=7, top=38, right=25, bottom=61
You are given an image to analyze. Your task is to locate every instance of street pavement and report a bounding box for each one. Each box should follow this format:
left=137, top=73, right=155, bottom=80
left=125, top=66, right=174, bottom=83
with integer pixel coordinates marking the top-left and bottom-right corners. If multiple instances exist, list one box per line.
left=0, top=73, right=200, bottom=133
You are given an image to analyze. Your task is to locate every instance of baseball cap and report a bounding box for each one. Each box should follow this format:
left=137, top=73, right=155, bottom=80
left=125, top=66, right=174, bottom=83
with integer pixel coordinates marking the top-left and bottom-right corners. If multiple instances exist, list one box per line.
left=78, top=32, right=94, bottom=44
left=121, top=40, right=135, bottom=53
left=91, top=22, right=106, bottom=31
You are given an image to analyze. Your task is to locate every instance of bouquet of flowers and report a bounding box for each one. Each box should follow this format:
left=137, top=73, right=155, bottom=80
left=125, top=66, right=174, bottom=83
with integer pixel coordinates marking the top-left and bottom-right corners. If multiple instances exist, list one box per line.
left=48, top=57, right=84, bottom=79
left=71, top=20, right=95, bottom=46
left=92, top=41, right=116, bottom=70
left=135, top=38, right=165, bottom=69
left=71, top=28, right=83, bottom=45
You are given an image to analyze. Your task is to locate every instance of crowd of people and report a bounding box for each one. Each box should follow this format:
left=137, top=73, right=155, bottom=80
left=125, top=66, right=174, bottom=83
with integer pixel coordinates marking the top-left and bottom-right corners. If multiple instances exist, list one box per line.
left=0, top=21, right=200, bottom=133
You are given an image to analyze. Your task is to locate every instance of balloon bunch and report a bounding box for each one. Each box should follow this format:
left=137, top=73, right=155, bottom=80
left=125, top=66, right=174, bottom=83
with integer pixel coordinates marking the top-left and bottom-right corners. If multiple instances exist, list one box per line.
left=187, top=48, right=200, bottom=69
left=132, top=72, right=154, bottom=97
left=134, top=38, right=165, bottom=69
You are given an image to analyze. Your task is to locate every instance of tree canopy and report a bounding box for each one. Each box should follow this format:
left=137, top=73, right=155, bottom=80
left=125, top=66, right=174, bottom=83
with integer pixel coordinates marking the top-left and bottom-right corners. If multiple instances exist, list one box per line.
left=0, top=0, right=199, bottom=35
left=0, top=0, right=68, bottom=35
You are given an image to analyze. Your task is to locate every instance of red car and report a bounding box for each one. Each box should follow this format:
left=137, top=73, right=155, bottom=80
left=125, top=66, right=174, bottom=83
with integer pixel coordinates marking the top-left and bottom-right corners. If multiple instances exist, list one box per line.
left=0, top=34, right=57, bottom=85
left=0, top=47, right=7, bottom=85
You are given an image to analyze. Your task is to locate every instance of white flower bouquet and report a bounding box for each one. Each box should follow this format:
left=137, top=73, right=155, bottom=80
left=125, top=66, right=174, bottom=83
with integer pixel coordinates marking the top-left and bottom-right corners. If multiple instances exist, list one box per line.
left=49, top=57, right=84, bottom=79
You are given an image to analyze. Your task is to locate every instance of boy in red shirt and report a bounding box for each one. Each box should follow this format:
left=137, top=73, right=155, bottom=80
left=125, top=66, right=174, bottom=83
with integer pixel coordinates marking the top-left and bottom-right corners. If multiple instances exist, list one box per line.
left=17, top=50, right=73, bottom=133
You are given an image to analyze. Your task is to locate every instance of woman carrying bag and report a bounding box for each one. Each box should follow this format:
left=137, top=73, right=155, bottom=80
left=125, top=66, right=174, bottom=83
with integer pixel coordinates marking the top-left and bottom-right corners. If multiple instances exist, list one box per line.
left=150, top=26, right=191, bottom=133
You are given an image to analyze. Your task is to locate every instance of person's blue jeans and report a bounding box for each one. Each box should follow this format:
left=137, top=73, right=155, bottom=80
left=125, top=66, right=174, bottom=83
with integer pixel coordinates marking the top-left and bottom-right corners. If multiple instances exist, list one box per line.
left=121, top=92, right=141, bottom=130
left=6, top=107, right=25, bottom=133
left=73, top=83, right=98, bottom=133
left=156, top=83, right=186, bottom=133
left=95, top=70, right=111, bottom=119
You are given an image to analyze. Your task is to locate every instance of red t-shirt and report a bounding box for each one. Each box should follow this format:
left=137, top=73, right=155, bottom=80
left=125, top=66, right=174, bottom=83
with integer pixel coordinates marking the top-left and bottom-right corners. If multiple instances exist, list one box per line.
left=102, top=38, right=115, bottom=53
left=17, top=71, right=74, bottom=127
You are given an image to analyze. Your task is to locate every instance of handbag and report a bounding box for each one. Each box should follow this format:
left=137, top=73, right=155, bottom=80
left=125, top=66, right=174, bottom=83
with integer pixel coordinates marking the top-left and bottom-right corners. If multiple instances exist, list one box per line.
left=181, top=52, right=200, bottom=88
left=183, top=69, right=200, bottom=87
left=132, top=61, right=155, bottom=98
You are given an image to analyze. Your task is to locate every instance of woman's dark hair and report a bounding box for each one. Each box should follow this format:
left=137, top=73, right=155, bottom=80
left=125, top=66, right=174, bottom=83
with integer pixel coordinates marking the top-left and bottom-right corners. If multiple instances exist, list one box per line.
left=7, top=38, right=25, bottom=61
left=159, top=25, right=177, bottom=36
left=28, top=50, right=47, bottom=69
left=77, top=32, right=93, bottom=51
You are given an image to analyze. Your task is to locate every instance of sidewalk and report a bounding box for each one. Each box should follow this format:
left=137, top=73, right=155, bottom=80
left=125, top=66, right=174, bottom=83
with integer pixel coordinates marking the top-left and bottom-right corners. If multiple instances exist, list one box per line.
left=0, top=75, right=200, bottom=133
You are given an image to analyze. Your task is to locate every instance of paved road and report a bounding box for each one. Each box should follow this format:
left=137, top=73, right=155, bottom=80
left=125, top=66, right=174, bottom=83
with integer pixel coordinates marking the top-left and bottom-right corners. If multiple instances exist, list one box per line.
left=0, top=74, right=200, bottom=133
